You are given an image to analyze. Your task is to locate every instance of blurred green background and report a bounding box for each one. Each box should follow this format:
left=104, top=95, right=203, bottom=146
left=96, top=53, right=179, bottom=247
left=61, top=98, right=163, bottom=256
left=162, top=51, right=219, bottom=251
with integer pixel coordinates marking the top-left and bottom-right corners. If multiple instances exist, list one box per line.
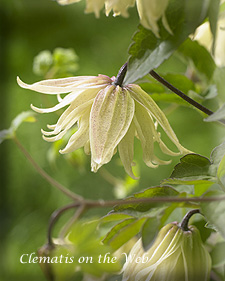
left=0, top=0, right=224, bottom=280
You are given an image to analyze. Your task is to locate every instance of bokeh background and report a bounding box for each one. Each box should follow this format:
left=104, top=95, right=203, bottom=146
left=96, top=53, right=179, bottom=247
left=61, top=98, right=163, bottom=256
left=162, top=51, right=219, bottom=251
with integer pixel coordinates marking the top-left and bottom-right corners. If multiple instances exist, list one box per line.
left=0, top=1, right=224, bottom=280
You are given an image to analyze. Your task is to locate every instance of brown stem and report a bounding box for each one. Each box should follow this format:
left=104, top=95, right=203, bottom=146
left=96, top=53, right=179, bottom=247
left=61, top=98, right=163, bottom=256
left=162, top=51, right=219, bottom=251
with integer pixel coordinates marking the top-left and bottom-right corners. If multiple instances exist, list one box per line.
left=47, top=196, right=225, bottom=243
left=47, top=202, right=81, bottom=245
left=13, top=137, right=84, bottom=202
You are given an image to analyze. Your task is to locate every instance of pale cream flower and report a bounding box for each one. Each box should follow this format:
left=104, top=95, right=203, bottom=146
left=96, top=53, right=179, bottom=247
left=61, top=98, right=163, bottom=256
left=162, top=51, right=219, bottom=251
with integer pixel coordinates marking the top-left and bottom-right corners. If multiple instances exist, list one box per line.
left=194, top=17, right=225, bottom=66
left=136, top=0, right=172, bottom=37
left=17, top=75, right=189, bottom=179
left=122, top=223, right=211, bottom=281
left=56, top=0, right=170, bottom=36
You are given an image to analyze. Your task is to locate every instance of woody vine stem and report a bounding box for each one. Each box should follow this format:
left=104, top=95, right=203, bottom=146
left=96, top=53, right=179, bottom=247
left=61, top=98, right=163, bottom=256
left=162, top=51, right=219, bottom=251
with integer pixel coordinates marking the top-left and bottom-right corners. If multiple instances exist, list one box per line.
left=14, top=62, right=225, bottom=245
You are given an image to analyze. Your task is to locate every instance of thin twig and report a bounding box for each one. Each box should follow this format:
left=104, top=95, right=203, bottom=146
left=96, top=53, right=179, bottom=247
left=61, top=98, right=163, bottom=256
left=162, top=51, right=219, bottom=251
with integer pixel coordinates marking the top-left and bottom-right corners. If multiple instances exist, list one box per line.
left=149, top=70, right=214, bottom=116
left=85, top=195, right=225, bottom=208
left=149, top=70, right=225, bottom=125
left=13, top=137, right=84, bottom=202
left=47, top=202, right=81, bottom=245
left=114, top=62, right=225, bottom=123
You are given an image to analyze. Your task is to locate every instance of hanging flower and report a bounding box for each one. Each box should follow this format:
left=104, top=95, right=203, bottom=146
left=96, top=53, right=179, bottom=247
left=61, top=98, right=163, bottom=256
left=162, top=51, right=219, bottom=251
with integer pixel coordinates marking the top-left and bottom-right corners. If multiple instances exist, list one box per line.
left=122, top=222, right=211, bottom=281
left=17, top=74, right=189, bottom=179
left=136, top=0, right=172, bottom=37
left=194, top=17, right=225, bottom=67
left=56, top=0, right=171, bottom=37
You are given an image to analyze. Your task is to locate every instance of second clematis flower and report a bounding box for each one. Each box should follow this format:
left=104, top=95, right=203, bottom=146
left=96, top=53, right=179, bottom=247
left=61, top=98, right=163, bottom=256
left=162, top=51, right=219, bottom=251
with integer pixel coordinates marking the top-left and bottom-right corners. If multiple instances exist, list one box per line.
left=17, top=74, right=190, bottom=179
left=56, top=0, right=171, bottom=37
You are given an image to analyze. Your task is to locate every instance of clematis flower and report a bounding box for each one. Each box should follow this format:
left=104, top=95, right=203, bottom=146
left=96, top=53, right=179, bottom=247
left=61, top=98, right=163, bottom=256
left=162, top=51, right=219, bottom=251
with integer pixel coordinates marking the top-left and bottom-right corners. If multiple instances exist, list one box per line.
left=194, top=17, right=225, bottom=67
left=56, top=0, right=170, bottom=37
left=17, top=74, right=189, bottom=179
left=122, top=222, right=211, bottom=281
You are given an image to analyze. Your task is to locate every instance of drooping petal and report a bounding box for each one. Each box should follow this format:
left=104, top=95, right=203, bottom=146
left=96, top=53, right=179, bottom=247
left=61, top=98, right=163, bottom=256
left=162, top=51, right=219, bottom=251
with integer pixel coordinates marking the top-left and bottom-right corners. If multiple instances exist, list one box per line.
left=60, top=109, right=90, bottom=154
left=17, top=75, right=111, bottom=94
left=105, top=0, right=135, bottom=17
left=57, top=0, right=81, bottom=5
left=41, top=85, right=99, bottom=131
left=30, top=85, right=100, bottom=114
left=128, top=84, right=191, bottom=155
left=90, top=86, right=135, bottom=172
left=136, top=0, right=171, bottom=37
left=42, top=100, right=93, bottom=138
left=85, top=0, right=105, bottom=17
left=118, top=121, right=138, bottom=179
left=134, top=101, right=171, bottom=168
left=30, top=92, right=80, bottom=113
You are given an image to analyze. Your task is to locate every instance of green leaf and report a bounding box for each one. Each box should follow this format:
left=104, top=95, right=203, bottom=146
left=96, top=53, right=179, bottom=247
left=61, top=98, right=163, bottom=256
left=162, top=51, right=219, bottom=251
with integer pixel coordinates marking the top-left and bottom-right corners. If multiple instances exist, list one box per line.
left=204, top=103, right=225, bottom=122
left=201, top=191, right=225, bottom=240
left=210, top=141, right=225, bottom=176
left=170, top=154, right=212, bottom=179
left=114, top=186, right=179, bottom=212
left=202, top=84, right=218, bottom=100
left=103, top=218, right=147, bottom=251
left=102, top=218, right=137, bottom=245
left=192, top=219, right=214, bottom=243
left=149, top=93, right=188, bottom=106
left=124, top=0, right=210, bottom=84
left=211, top=242, right=225, bottom=267
left=141, top=217, right=159, bottom=251
left=163, top=178, right=215, bottom=196
left=100, top=213, right=135, bottom=224
left=0, top=111, right=36, bottom=144
left=163, top=73, right=195, bottom=93
left=208, top=0, right=220, bottom=54
left=178, top=38, right=216, bottom=79
left=139, top=80, right=165, bottom=94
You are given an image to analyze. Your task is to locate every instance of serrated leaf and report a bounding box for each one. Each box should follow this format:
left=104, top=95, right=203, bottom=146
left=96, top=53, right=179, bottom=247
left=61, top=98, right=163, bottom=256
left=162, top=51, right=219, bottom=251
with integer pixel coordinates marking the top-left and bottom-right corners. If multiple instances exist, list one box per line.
left=124, top=0, right=210, bottom=84
left=141, top=217, right=159, bottom=251
left=163, top=178, right=215, bottom=196
left=211, top=242, right=225, bottom=267
left=201, top=190, right=225, bottom=239
left=178, top=38, right=216, bottom=79
left=114, top=186, right=179, bottom=212
left=0, top=111, right=36, bottom=144
left=103, top=218, right=147, bottom=251
left=170, top=154, right=211, bottom=179
left=204, top=103, right=225, bottom=122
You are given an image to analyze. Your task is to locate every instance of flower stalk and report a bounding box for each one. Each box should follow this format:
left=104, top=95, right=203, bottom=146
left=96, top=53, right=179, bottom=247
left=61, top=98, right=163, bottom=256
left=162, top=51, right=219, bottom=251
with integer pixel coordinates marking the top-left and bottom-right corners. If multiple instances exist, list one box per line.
left=180, top=209, right=201, bottom=231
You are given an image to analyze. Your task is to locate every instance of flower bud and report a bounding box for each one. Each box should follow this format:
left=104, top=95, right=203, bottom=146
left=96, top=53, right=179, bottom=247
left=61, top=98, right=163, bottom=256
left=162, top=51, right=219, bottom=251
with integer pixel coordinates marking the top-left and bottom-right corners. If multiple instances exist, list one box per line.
left=122, top=222, right=211, bottom=281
